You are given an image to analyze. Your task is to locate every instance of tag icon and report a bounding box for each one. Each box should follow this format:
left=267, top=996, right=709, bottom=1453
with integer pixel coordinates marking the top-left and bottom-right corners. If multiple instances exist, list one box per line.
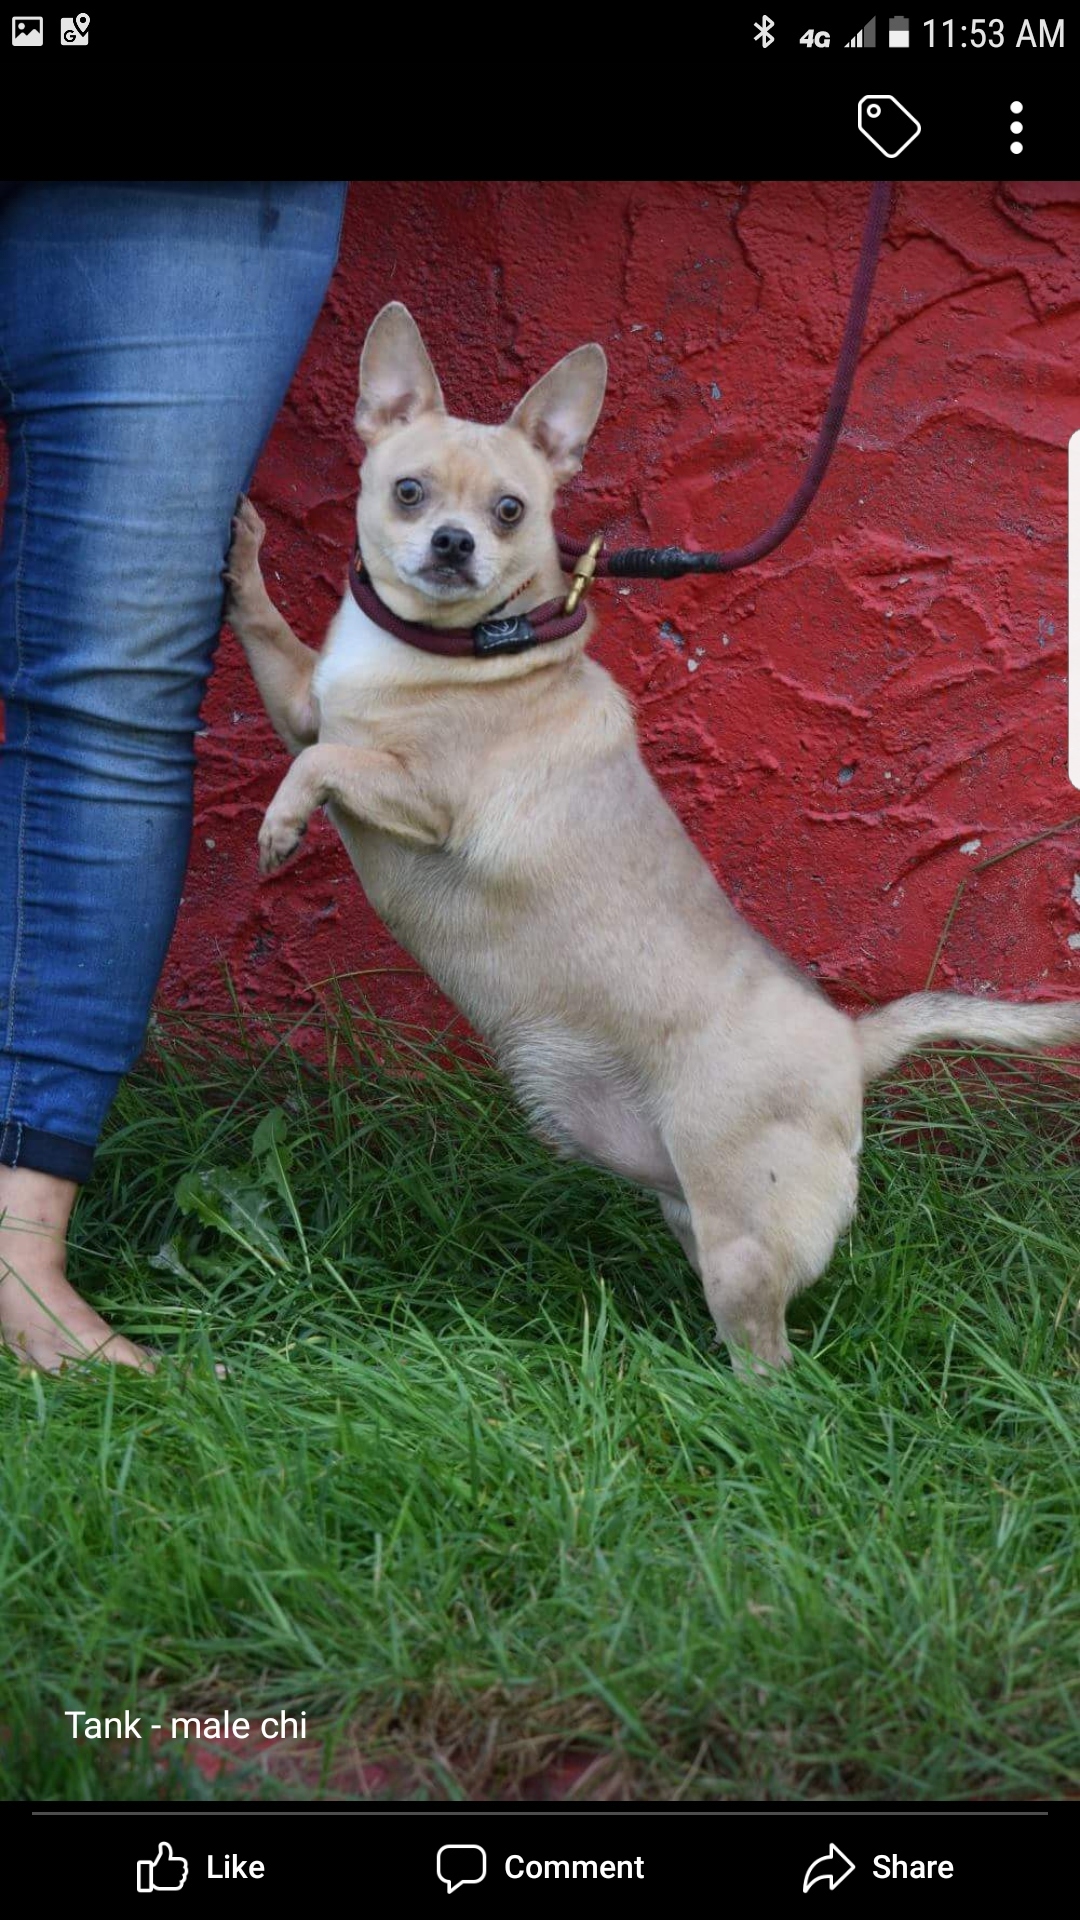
left=858, top=94, right=921, bottom=157
left=61, top=11, right=89, bottom=40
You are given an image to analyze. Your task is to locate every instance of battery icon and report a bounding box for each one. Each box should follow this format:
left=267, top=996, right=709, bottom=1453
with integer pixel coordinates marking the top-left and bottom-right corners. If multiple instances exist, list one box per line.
left=889, top=14, right=910, bottom=43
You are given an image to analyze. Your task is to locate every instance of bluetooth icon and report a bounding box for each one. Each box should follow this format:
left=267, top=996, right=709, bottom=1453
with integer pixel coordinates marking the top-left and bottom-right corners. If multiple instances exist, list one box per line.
left=753, top=13, right=775, bottom=43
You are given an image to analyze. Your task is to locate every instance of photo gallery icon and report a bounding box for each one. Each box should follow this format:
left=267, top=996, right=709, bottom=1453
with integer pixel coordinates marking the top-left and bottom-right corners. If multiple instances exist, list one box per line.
left=11, top=15, right=44, bottom=43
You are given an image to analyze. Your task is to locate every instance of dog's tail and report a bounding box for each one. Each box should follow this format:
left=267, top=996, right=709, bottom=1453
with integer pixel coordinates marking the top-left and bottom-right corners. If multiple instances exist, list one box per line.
left=855, top=991, right=1080, bottom=1085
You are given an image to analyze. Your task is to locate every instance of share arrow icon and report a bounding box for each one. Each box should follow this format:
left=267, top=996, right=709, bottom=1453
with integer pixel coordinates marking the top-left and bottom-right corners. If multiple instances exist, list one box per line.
left=802, top=1843, right=856, bottom=1893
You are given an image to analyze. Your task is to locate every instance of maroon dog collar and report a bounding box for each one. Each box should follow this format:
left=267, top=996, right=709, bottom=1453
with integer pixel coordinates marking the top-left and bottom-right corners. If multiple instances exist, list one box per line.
left=348, top=548, right=590, bottom=659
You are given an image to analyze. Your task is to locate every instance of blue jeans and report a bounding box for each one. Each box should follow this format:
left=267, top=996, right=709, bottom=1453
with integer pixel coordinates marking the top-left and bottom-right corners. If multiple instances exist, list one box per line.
left=0, top=181, right=346, bottom=1182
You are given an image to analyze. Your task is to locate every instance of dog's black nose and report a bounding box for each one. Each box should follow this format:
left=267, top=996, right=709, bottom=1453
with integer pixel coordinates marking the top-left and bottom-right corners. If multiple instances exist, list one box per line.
left=430, top=524, right=476, bottom=567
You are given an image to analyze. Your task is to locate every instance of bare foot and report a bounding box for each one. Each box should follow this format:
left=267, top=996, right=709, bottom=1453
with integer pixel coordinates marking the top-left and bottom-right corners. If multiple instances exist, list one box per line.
left=0, top=1167, right=153, bottom=1373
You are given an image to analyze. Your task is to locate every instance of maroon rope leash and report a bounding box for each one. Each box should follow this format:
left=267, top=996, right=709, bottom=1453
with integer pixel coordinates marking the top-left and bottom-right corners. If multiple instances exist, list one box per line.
left=558, top=180, right=893, bottom=586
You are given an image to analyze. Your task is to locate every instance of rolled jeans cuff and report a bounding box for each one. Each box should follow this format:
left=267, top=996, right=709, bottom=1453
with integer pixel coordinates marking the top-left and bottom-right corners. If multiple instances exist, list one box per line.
left=0, top=1119, right=95, bottom=1183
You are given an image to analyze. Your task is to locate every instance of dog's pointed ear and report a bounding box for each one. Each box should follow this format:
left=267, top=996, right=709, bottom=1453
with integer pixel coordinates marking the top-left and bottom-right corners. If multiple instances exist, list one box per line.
left=508, top=344, right=608, bottom=485
left=355, top=303, right=445, bottom=445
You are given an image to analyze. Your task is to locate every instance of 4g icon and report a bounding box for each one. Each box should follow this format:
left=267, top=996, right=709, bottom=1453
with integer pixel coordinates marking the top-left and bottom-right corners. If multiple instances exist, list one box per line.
left=800, top=25, right=831, bottom=42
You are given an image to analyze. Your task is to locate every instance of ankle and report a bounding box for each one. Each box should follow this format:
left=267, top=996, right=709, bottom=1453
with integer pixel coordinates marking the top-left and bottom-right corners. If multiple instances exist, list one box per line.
left=0, top=1164, right=78, bottom=1230
left=0, top=1166, right=78, bottom=1280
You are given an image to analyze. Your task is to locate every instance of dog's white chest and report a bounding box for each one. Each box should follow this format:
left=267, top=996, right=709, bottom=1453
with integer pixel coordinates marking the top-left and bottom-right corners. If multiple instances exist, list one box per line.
left=312, top=595, right=422, bottom=726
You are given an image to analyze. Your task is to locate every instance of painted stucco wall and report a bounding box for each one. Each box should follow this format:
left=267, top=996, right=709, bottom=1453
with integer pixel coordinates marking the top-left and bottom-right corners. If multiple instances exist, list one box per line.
left=43, top=181, right=1080, bottom=1029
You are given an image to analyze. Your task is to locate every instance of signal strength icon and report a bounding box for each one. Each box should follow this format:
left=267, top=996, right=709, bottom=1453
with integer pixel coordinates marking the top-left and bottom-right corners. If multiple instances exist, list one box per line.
left=847, top=14, right=877, bottom=42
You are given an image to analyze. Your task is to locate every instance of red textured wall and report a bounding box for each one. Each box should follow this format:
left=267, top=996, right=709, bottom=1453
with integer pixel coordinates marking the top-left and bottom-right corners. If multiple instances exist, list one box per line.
left=170, top=183, right=1080, bottom=1025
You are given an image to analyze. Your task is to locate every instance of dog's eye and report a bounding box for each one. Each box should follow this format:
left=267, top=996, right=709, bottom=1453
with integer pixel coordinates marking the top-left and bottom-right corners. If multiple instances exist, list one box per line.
left=495, top=496, right=524, bottom=527
left=395, top=478, right=424, bottom=507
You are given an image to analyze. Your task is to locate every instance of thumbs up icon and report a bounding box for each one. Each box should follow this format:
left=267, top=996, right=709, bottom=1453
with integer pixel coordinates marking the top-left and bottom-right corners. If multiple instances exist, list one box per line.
left=136, top=1843, right=189, bottom=1893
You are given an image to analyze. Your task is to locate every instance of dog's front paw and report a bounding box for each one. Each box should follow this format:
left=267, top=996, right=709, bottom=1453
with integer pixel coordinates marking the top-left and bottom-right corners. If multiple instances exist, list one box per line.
left=223, top=496, right=267, bottom=608
left=258, top=807, right=307, bottom=875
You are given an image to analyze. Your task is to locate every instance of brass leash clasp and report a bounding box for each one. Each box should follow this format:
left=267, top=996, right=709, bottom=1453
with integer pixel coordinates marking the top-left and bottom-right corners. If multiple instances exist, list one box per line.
left=564, top=532, right=604, bottom=615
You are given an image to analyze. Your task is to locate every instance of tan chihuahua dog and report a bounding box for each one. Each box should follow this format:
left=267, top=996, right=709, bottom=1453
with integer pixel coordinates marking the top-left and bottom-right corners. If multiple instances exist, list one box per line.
left=225, top=302, right=1080, bottom=1374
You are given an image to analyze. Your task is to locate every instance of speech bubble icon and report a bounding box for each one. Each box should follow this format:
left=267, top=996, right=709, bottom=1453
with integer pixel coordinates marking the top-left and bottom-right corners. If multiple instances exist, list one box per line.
left=436, top=1845, right=487, bottom=1895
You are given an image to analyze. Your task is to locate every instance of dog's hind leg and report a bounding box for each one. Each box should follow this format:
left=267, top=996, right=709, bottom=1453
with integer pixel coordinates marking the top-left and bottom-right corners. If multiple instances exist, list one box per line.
left=663, top=1122, right=859, bottom=1377
left=224, top=497, right=319, bottom=754
left=696, top=1229, right=795, bottom=1375
left=660, top=1179, right=790, bottom=1369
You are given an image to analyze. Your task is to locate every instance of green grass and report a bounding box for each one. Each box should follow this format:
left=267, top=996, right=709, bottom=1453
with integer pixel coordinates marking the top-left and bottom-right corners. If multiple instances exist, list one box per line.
left=2, top=1006, right=1078, bottom=1801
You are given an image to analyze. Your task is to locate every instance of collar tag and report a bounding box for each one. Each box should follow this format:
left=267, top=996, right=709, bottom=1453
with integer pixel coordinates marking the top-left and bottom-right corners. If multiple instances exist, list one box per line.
left=472, top=613, right=537, bottom=656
